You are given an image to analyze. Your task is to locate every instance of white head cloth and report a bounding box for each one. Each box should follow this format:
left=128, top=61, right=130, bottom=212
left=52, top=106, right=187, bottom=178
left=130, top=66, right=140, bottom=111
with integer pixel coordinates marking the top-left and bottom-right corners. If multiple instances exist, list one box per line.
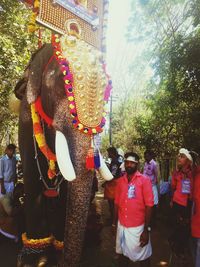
left=125, top=156, right=139, bottom=163
left=179, top=148, right=193, bottom=163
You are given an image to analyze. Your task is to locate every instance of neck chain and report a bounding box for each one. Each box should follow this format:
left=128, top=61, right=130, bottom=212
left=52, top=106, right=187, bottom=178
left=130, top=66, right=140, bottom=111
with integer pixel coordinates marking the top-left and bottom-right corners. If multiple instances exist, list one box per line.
left=33, top=131, right=63, bottom=192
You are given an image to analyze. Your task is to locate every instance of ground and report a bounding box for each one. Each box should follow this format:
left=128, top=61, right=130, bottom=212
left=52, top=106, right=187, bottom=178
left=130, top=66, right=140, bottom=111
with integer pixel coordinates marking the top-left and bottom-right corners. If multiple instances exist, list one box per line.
left=0, top=184, right=193, bottom=267
left=81, top=187, right=192, bottom=267
left=81, top=194, right=171, bottom=267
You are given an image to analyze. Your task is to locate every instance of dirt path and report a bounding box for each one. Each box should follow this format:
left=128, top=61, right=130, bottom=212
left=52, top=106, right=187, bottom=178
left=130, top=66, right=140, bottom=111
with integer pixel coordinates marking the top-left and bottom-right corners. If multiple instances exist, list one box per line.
left=81, top=189, right=192, bottom=267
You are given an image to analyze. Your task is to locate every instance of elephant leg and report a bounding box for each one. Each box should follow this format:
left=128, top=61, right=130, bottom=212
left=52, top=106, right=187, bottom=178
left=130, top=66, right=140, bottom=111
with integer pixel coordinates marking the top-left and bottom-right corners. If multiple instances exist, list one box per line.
left=18, top=101, right=53, bottom=266
left=50, top=181, right=68, bottom=242
left=19, top=100, right=51, bottom=238
left=47, top=181, right=68, bottom=265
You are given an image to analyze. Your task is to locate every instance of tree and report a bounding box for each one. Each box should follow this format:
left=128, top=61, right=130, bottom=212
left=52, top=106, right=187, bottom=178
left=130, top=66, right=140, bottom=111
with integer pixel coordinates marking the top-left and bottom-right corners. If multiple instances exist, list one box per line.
left=108, top=0, right=200, bottom=158
left=132, top=1, right=200, bottom=156
left=0, top=0, right=38, bottom=149
left=108, top=96, right=145, bottom=156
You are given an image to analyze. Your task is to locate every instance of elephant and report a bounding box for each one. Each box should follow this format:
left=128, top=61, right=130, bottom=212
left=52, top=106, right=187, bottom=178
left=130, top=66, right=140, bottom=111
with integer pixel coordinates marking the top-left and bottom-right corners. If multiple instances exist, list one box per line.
left=14, top=33, right=112, bottom=267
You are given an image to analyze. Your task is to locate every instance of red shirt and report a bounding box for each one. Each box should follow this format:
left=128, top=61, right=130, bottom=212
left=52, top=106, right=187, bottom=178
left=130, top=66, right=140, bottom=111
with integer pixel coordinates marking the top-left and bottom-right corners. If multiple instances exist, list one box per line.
left=191, top=167, right=200, bottom=238
left=115, top=171, right=154, bottom=227
left=171, top=168, right=192, bottom=207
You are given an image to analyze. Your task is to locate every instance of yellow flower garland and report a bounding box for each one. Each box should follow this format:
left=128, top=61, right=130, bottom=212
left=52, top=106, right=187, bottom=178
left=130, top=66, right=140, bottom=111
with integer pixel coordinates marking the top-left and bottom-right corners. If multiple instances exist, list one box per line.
left=22, top=233, right=53, bottom=248
left=28, top=0, right=40, bottom=33
left=22, top=233, right=64, bottom=250
left=31, top=103, right=56, bottom=179
left=53, top=239, right=64, bottom=250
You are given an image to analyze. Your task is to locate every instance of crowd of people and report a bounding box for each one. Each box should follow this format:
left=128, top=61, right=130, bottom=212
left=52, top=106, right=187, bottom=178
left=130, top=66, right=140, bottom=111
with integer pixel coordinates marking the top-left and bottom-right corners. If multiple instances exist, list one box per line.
left=0, top=143, right=200, bottom=267
left=103, top=146, right=200, bottom=267
left=0, top=144, right=24, bottom=244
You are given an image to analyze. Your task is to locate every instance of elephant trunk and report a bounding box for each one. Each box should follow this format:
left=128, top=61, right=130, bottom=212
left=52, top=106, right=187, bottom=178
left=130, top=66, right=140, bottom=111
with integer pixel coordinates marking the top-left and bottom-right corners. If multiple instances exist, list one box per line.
left=53, top=107, right=94, bottom=267
left=63, top=171, right=93, bottom=267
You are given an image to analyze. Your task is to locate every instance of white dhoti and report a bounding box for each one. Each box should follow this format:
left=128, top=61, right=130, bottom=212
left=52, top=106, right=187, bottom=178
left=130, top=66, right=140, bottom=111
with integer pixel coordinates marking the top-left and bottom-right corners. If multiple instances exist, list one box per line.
left=116, top=222, right=152, bottom=262
left=152, top=184, right=158, bottom=205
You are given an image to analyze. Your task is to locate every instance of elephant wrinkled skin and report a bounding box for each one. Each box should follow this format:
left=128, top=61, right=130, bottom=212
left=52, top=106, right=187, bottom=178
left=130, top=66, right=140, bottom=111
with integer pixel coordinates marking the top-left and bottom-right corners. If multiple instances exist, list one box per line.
left=15, top=43, right=96, bottom=267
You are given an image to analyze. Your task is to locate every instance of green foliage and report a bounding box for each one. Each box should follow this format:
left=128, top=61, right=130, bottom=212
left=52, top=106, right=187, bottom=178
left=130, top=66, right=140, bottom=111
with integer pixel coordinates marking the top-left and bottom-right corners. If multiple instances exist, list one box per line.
left=107, top=97, right=146, bottom=157
left=189, top=0, right=200, bottom=27
left=134, top=1, right=200, bottom=156
left=0, top=0, right=38, bottom=148
left=110, top=0, right=200, bottom=158
left=149, top=31, right=200, bottom=154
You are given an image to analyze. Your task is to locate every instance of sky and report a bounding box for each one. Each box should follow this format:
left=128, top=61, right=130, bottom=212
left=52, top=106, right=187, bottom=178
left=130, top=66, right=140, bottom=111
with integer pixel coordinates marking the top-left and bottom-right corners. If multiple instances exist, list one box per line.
left=105, top=0, right=153, bottom=100
left=106, top=0, right=133, bottom=97
left=106, top=0, right=132, bottom=68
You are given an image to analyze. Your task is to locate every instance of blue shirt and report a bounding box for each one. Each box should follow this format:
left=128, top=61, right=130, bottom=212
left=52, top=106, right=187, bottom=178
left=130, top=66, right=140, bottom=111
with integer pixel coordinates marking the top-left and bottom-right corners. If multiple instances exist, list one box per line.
left=0, top=155, right=16, bottom=183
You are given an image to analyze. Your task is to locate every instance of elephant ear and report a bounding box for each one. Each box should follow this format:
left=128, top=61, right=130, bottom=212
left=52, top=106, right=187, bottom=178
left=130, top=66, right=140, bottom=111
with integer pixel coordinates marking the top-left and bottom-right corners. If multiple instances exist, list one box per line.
left=15, top=44, right=54, bottom=103
left=27, top=43, right=54, bottom=104
left=14, top=67, right=29, bottom=100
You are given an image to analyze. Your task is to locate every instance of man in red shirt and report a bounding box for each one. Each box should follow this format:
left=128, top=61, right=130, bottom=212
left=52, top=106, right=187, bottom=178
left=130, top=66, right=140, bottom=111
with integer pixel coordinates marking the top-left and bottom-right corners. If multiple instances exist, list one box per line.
left=113, top=152, right=154, bottom=267
left=169, top=148, right=193, bottom=257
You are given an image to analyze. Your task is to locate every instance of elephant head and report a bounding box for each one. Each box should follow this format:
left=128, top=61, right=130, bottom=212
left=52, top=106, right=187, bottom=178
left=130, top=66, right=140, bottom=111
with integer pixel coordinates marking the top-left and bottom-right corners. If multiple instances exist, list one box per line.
left=15, top=34, right=112, bottom=267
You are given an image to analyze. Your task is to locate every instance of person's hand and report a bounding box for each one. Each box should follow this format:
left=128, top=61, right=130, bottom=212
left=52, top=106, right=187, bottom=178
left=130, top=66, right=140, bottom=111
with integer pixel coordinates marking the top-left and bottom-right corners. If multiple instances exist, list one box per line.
left=170, top=200, right=173, bottom=208
left=140, top=228, right=149, bottom=247
left=1, top=186, right=6, bottom=195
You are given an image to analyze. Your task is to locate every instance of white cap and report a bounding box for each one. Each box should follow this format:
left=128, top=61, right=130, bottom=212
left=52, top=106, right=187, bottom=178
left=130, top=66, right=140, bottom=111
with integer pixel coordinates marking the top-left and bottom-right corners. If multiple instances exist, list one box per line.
left=179, top=148, right=193, bottom=163
left=124, top=156, right=139, bottom=163
left=117, top=148, right=124, bottom=157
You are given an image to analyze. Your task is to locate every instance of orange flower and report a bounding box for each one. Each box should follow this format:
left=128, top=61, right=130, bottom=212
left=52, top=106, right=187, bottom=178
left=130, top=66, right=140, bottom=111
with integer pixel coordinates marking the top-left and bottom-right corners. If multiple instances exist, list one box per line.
left=53, top=239, right=64, bottom=250
left=22, top=233, right=53, bottom=248
left=31, top=103, right=56, bottom=179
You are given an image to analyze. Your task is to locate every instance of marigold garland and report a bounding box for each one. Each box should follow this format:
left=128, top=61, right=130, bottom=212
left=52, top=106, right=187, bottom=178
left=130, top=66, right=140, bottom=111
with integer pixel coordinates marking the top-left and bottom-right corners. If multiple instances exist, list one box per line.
left=31, top=103, right=56, bottom=179
left=28, top=0, right=40, bottom=33
left=53, top=239, right=64, bottom=250
left=22, top=233, right=64, bottom=250
left=52, top=34, right=110, bottom=135
left=22, top=233, right=53, bottom=249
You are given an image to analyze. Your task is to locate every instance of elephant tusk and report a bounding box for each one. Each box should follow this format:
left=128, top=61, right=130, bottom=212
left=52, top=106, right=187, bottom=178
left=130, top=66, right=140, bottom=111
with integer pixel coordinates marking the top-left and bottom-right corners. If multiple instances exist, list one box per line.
left=55, top=130, right=76, bottom=181
left=98, top=153, right=113, bottom=181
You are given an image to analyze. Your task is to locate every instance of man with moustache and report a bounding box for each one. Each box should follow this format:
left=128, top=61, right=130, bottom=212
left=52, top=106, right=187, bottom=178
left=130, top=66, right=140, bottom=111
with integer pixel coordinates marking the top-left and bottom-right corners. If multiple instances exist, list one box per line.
left=169, top=148, right=193, bottom=258
left=113, top=152, right=154, bottom=267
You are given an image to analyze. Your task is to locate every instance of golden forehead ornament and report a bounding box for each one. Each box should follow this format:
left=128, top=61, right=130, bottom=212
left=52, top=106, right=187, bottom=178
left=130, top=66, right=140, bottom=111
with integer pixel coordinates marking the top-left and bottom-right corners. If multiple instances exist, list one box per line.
left=37, top=0, right=106, bottom=50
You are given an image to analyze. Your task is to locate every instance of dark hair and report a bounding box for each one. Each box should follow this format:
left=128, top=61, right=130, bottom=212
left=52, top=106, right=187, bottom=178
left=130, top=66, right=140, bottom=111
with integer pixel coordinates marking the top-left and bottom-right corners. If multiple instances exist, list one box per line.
left=124, top=152, right=140, bottom=162
left=6, top=144, right=16, bottom=150
left=190, top=151, right=199, bottom=166
left=107, top=147, right=118, bottom=156
left=144, top=150, right=154, bottom=157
